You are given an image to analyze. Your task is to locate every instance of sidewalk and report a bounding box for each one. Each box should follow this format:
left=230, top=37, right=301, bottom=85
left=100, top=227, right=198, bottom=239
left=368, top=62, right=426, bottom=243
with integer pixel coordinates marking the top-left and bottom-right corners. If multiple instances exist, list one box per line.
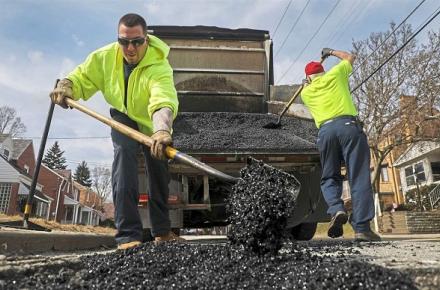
left=379, top=233, right=440, bottom=241
left=0, top=226, right=115, bottom=255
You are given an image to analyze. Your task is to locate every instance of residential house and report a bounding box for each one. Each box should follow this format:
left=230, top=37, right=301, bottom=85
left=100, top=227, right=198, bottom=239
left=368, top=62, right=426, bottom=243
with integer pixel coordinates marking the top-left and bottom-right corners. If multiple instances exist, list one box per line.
left=74, top=181, right=104, bottom=226
left=372, top=96, right=440, bottom=209
left=0, top=135, right=52, bottom=218
left=38, top=165, right=74, bottom=222
left=0, top=134, right=105, bottom=225
left=102, top=202, right=115, bottom=222
left=393, top=141, right=440, bottom=208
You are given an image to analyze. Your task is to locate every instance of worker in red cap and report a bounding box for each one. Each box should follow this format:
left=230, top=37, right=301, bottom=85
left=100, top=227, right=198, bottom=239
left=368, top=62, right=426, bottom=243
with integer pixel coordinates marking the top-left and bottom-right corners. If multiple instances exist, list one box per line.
left=300, top=48, right=380, bottom=242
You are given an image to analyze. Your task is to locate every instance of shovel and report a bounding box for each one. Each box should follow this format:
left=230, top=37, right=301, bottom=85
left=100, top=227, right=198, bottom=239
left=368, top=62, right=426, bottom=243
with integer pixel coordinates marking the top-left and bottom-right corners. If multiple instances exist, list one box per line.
left=263, top=57, right=325, bottom=129
left=64, top=99, right=300, bottom=198
left=263, top=84, right=304, bottom=129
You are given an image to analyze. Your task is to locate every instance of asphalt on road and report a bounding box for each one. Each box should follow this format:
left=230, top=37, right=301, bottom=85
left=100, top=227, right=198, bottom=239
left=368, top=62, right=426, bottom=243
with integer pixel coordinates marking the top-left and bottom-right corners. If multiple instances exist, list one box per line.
left=1, top=237, right=439, bottom=290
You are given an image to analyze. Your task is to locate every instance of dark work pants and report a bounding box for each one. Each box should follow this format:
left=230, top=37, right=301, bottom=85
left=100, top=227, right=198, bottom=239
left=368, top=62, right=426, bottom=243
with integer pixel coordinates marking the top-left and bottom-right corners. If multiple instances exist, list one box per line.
left=110, top=109, right=171, bottom=244
left=317, top=116, right=374, bottom=233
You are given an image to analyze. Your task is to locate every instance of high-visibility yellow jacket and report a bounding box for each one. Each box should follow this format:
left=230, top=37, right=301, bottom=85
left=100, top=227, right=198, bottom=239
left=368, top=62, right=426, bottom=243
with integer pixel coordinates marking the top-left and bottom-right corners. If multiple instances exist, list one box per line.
left=67, top=35, right=178, bottom=136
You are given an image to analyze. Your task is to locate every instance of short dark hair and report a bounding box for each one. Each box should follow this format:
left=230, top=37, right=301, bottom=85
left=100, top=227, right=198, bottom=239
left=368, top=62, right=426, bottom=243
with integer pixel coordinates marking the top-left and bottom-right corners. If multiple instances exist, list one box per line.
left=118, top=13, right=147, bottom=34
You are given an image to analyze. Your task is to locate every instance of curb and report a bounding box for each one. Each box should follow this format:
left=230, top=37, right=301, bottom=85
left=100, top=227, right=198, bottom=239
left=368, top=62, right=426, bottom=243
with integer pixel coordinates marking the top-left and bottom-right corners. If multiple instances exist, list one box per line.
left=0, top=228, right=116, bottom=255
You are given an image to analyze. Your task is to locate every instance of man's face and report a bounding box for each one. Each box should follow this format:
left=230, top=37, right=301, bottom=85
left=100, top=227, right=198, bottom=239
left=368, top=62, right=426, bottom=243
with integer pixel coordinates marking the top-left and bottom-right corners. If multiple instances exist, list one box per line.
left=118, top=24, right=148, bottom=64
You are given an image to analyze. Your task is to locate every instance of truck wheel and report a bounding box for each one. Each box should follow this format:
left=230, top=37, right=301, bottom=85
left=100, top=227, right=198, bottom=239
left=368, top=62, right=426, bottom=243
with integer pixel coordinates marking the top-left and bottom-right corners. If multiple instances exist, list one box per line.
left=290, top=222, right=317, bottom=241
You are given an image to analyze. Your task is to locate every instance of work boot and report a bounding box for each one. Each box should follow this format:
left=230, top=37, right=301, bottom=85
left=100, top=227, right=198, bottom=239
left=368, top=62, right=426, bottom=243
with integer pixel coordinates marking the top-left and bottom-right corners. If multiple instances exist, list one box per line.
left=154, top=231, right=185, bottom=245
left=327, top=211, right=348, bottom=238
left=355, top=230, right=381, bottom=242
left=117, top=240, right=142, bottom=250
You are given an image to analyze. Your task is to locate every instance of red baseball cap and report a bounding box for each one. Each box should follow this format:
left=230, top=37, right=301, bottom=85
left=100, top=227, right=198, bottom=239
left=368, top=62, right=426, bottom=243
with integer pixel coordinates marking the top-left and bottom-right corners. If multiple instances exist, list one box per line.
left=305, top=61, right=324, bottom=77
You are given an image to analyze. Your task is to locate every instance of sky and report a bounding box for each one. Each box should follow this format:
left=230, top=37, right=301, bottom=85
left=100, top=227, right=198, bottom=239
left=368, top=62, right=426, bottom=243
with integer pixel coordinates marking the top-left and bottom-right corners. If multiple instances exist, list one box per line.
left=0, top=0, right=439, bottom=171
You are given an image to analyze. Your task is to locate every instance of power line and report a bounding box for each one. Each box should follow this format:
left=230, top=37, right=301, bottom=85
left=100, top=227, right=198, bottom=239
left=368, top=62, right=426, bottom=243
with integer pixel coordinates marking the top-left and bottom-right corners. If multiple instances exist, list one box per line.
left=272, top=0, right=294, bottom=39
left=66, top=159, right=112, bottom=168
left=324, top=0, right=360, bottom=46
left=277, top=0, right=342, bottom=83
left=290, top=0, right=366, bottom=81
left=274, top=0, right=311, bottom=58
left=351, top=0, right=427, bottom=75
left=351, top=5, right=440, bottom=93
left=329, top=0, right=376, bottom=49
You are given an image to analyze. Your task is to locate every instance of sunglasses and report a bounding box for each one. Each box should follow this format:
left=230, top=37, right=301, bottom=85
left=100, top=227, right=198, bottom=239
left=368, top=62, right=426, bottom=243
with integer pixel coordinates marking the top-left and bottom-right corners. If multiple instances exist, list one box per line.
left=117, top=37, right=146, bottom=47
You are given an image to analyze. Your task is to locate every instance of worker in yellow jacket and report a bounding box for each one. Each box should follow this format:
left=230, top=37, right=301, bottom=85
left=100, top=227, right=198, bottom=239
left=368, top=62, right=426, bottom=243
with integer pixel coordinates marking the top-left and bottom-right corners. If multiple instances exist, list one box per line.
left=301, top=48, right=380, bottom=242
left=50, top=13, right=182, bottom=249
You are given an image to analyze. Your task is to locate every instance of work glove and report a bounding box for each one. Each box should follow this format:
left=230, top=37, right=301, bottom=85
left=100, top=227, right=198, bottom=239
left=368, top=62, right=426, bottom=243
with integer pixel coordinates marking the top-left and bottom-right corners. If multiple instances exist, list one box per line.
left=302, top=78, right=309, bottom=86
left=321, top=48, right=334, bottom=59
left=50, top=78, right=73, bottom=109
left=151, top=130, right=172, bottom=160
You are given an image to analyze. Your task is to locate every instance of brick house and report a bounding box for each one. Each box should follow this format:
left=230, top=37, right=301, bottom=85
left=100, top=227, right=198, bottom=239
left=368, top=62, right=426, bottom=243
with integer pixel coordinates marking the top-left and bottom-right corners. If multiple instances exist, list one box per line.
left=37, top=165, right=73, bottom=222
left=0, top=134, right=52, bottom=217
left=372, top=96, right=440, bottom=209
left=0, top=134, right=105, bottom=225
left=73, top=181, right=104, bottom=225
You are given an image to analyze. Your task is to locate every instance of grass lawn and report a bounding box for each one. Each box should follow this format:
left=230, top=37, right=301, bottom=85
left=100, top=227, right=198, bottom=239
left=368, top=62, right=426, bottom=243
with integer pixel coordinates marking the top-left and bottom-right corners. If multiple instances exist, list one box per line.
left=0, top=214, right=116, bottom=234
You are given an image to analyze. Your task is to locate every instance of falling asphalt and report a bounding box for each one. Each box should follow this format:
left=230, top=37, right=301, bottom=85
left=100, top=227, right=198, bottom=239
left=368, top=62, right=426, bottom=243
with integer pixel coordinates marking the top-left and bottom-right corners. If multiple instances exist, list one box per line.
left=227, top=157, right=300, bottom=254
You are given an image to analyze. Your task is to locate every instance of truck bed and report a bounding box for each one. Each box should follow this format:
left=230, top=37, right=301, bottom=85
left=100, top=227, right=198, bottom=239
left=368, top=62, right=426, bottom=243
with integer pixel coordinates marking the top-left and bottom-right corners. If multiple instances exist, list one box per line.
left=172, top=112, right=318, bottom=154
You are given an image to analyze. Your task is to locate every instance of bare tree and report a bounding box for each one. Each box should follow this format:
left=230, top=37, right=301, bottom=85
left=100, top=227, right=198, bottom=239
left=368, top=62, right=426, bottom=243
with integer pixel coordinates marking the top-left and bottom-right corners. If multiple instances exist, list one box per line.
left=410, top=29, right=440, bottom=119
left=0, top=106, right=26, bottom=137
left=350, top=23, right=440, bottom=191
left=91, top=167, right=112, bottom=205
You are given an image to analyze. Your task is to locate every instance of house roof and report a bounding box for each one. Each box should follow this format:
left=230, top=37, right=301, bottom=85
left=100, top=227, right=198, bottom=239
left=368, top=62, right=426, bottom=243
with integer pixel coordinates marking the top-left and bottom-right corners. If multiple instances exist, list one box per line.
left=11, top=139, right=32, bottom=160
left=393, top=141, right=440, bottom=167
left=21, top=183, right=52, bottom=203
left=54, top=169, right=72, bottom=179
left=0, top=153, right=31, bottom=178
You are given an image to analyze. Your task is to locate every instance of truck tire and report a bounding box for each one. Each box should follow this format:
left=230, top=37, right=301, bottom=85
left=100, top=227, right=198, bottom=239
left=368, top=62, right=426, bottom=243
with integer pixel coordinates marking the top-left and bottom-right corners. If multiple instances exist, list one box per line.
left=290, top=222, right=317, bottom=241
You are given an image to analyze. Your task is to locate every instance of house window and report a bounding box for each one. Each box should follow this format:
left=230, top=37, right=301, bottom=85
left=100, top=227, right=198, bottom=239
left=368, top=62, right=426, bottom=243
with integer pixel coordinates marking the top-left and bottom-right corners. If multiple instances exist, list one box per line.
left=404, top=162, right=426, bottom=186
left=431, top=162, right=440, bottom=182
left=0, top=183, right=12, bottom=214
left=24, top=165, right=30, bottom=174
left=3, top=149, right=10, bottom=159
left=380, top=166, right=389, bottom=182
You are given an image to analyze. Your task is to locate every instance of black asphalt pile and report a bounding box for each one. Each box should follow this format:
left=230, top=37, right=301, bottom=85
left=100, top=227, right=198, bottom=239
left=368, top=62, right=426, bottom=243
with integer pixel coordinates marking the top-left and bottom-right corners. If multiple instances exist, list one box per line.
left=2, top=241, right=417, bottom=289
left=173, top=112, right=318, bottom=153
left=226, top=157, right=300, bottom=254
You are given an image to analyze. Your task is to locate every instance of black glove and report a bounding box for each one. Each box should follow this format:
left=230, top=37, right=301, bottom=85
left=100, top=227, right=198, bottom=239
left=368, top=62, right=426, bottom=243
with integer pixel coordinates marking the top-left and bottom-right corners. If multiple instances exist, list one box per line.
left=321, top=48, right=334, bottom=59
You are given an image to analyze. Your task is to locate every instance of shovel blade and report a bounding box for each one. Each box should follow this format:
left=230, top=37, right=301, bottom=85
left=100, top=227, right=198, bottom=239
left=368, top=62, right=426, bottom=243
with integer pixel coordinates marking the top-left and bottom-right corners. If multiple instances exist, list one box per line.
left=262, top=121, right=282, bottom=129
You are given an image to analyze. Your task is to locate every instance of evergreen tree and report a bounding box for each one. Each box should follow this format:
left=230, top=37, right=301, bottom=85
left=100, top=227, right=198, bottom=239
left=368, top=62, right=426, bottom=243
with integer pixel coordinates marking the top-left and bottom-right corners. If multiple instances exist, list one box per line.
left=74, top=161, right=92, bottom=187
left=42, top=141, right=67, bottom=170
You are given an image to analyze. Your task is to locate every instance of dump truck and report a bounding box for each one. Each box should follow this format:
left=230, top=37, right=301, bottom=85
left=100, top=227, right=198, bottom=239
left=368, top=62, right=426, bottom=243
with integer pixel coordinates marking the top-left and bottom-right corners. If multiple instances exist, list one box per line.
left=138, top=26, right=329, bottom=240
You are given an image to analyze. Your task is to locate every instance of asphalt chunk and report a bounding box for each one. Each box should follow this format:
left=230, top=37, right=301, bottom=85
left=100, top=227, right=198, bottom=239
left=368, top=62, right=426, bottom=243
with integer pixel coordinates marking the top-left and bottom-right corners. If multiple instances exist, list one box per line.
left=2, top=242, right=417, bottom=289
left=226, top=157, right=300, bottom=254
